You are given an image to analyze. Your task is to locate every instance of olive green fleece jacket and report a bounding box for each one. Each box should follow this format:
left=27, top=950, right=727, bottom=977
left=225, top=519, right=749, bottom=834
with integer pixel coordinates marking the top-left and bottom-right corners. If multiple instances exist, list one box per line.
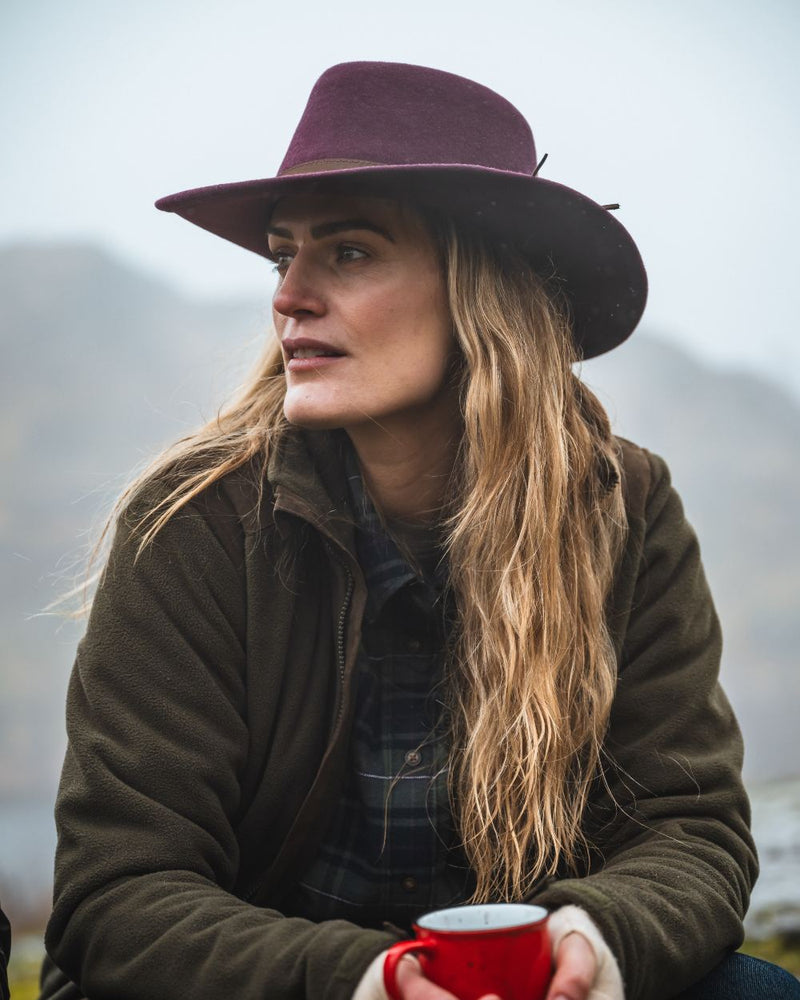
left=43, top=430, right=757, bottom=1000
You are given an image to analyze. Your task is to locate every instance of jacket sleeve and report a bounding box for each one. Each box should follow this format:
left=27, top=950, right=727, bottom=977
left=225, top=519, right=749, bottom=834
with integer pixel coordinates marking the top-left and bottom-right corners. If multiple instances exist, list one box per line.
left=44, top=488, right=395, bottom=1000
left=531, top=449, right=758, bottom=1000
left=0, top=902, right=9, bottom=1000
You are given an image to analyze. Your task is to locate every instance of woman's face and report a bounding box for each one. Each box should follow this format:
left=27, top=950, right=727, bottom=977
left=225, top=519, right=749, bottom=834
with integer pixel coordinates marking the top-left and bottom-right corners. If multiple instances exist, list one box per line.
left=268, top=193, right=457, bottom=442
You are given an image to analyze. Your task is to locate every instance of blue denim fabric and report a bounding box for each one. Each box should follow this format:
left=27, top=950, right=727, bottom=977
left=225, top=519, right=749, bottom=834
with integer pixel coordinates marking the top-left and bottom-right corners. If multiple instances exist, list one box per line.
left=676, top=953, right=800, bottom=999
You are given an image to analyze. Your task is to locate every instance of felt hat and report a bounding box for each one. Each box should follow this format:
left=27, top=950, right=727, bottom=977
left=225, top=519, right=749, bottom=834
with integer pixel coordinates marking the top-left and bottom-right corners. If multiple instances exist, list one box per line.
left=156, top=61, right=647, bottom=358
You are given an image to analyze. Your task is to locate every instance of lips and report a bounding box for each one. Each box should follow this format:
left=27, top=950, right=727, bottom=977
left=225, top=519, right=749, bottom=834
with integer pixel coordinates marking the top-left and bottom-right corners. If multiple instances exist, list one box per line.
left=293, top=347, right=341, bottom=359
left=282, top=337, right=345, bottom=361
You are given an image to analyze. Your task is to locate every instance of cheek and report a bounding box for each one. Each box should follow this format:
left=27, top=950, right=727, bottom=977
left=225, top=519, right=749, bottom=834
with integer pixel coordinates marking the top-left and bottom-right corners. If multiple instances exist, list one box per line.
left=392, top=324, right=455, bottom=398
left=387, top=271, right=451, bottom=341
left=415, top=288, right=455, bottom=374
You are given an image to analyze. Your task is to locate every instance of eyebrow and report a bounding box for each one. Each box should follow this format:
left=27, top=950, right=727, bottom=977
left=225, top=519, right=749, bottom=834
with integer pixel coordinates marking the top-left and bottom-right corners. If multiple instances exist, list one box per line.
left=266, top=218, right=396, bottom=243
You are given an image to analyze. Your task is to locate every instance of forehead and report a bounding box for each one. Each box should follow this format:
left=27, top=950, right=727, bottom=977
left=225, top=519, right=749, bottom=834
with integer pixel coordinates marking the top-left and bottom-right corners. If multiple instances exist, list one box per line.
left=268, top=191, right=424, bottom=236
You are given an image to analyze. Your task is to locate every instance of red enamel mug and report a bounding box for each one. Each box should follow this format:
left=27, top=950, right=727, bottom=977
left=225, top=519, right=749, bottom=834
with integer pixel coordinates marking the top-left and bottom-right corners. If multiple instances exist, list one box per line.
left=383, top=903, right=552, bottom=1000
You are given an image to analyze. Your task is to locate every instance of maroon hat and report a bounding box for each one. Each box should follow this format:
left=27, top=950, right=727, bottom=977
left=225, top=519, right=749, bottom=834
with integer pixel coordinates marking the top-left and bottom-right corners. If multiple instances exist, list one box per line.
left=156, top=61, right=647, bottom=359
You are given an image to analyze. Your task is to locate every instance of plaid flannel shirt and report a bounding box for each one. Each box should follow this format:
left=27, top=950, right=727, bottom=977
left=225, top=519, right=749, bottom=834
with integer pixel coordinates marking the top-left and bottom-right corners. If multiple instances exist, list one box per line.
left=282, top=450, right=474, bottom=929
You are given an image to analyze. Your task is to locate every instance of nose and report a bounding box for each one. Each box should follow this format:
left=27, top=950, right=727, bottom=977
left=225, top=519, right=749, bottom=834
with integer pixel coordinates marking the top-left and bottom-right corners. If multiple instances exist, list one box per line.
left=272, top=252, right=325, bottom=319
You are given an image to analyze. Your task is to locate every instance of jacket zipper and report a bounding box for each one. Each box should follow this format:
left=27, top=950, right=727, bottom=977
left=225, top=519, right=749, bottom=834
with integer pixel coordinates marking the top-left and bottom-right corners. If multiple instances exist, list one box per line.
left=272, top=489, right=361, bottom=703
left=334, top=562, right=355, bottom=726
left=241, top=537, right=355, bottom=905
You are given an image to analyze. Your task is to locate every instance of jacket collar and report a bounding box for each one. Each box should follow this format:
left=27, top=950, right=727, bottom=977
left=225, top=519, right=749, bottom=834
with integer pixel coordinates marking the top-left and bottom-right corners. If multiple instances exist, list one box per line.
left=267, top=426, right=359, bottom=558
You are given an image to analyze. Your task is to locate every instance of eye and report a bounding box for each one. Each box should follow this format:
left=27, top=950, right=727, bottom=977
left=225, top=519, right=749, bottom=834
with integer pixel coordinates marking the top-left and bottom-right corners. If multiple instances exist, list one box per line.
left=268, top=248, right=294, bottom=275
left=337, top=244, right=368, bottom=263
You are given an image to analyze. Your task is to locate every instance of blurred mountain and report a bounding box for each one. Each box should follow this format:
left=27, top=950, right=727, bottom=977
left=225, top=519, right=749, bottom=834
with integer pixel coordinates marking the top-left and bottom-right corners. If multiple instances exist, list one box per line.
left=582, top=339, right=800, bottom=780
left=0, top=241, right=269, bottom=797
left=1, top=241, right=798, bottom=805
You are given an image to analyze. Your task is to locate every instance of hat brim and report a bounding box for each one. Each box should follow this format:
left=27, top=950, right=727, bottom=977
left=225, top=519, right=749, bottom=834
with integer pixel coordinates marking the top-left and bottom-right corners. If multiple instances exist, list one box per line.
left=155, top=163, right=647, bottom=360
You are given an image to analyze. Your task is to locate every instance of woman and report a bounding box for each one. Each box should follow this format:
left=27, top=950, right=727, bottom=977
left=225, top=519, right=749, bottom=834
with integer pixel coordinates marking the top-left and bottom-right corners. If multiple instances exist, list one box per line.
left=41, top=63, right=797, bottom=1000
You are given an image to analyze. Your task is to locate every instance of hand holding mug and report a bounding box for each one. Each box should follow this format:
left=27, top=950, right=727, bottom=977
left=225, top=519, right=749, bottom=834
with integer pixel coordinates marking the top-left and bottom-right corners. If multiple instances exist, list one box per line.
left=391, top=957, right=503, bottom=1000
left=383, top=904, right=552, bottom=1000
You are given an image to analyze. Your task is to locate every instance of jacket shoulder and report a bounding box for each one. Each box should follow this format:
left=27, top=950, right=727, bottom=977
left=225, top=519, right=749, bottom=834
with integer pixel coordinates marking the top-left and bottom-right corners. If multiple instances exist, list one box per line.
left=614, top=436, right=671, bottom=524
left=118, top=455, right=273, bottom=544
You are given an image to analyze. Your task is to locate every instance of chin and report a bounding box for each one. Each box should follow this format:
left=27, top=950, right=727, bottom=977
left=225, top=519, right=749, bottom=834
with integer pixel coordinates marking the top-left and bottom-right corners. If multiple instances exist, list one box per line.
left=283, top=403, right=348, bottom=431
left=283, top=388, right=374, bottom=431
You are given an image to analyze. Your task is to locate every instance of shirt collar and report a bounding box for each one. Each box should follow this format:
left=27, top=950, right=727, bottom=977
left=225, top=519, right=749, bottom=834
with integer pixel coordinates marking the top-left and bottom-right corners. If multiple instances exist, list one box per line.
left=343, top=445, right=419, bottom=621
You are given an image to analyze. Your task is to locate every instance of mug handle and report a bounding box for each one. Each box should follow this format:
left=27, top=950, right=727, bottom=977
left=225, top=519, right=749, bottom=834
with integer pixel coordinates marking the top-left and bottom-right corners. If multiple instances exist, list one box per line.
left=383, top=938, right=436, bottom=1000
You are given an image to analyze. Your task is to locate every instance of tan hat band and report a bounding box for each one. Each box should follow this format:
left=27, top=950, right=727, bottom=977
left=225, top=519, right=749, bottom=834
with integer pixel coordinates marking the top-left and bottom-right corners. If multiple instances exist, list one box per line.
left=279, top=158, right=380, bottom=176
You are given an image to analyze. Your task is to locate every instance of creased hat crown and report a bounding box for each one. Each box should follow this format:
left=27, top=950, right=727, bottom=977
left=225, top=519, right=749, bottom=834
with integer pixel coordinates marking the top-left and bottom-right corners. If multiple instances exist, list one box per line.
left=279, top=61, right=537, bottom=176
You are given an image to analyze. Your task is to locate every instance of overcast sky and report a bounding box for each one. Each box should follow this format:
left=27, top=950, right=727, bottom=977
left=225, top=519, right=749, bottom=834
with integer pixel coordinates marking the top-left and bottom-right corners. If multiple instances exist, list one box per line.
left=2, top=0, right=799, bottom=397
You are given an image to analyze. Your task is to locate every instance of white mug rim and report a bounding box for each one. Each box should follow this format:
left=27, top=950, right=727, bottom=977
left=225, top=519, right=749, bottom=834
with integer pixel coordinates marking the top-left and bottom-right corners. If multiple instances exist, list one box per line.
left=416, top=903, right=548, bottom=933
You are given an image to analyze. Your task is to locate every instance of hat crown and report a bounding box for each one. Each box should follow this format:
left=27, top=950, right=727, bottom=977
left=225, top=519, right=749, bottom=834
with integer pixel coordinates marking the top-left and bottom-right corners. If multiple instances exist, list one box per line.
left=156, top=60, right=647, bottom=358
left=279, top=61, right=537, bottom=176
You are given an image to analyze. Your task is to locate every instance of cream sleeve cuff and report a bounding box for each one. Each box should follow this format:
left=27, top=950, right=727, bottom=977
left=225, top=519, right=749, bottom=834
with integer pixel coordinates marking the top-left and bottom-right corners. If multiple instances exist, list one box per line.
left=351, top=905, right=625, bottom=1000
left=351, top=949, right=408, bottom=1000
left=548, top=905, right=625, bottom=1000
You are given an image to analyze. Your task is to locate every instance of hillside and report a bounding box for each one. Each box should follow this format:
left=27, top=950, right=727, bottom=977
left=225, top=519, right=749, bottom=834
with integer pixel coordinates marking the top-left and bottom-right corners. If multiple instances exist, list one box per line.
left=583, top=339, right=800, bottom=779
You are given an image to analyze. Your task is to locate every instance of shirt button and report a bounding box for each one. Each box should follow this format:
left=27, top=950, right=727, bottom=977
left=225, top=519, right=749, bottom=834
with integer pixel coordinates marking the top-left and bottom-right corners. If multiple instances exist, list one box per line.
left=407, top=638, right=422, bottom=652
left=401, top=876, right=418, bottom=893
left=404, top=749, right=422, bottom=767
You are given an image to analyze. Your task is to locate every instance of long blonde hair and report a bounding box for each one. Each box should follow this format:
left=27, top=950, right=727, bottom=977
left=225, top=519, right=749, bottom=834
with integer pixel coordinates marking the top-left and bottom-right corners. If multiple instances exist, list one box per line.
left=437, top=220, right=626, bottom=900
left=89, top=205, right=626, bottom=903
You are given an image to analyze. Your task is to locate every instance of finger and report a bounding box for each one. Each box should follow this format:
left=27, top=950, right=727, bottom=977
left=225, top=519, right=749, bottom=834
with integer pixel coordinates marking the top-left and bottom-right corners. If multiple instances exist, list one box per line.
left=393, top=956, right=461, bottom=1000
left=545, top=931, right=597, bottom=1000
